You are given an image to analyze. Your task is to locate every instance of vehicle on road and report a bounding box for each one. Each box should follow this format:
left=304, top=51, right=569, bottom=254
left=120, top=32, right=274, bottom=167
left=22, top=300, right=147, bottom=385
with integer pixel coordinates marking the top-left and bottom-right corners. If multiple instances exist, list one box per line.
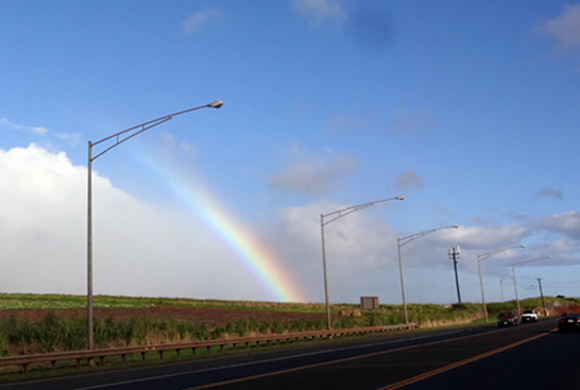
left=521, top=309, right=538, bottom=323
left=558, top=313, right=580, bottom=332
left=497, top=311, right=519, bottom=327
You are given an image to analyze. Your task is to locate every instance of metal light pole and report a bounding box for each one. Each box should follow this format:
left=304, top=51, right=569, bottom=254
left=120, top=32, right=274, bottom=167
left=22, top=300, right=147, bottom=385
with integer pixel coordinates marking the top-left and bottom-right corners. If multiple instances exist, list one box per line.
left=320, top=195, right=404, bottom=330
left=87, top=100, right=223, bottom=350
left=397, top=225, right=459, bottom=324
left=477, top=245, right=525, bottom=324
left=512, top=256, right=551, bottom=318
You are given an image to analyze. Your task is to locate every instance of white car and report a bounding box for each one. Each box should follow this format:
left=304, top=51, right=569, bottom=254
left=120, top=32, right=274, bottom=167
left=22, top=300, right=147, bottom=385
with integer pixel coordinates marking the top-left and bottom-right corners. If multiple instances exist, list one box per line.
left=521, top=309, right=538, bottom=323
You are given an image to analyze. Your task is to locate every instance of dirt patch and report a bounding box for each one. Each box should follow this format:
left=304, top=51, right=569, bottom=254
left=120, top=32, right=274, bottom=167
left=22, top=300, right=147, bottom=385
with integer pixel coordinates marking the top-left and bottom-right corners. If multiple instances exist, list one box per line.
left=0, top=306, right=326, bottom=326
left=548, top=305, right=580, bottom=316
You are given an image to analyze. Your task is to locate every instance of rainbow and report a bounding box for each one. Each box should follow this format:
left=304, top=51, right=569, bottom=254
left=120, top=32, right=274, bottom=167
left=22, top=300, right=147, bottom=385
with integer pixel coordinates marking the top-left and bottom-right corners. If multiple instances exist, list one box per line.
left=131, top=152, right=304, bottom=303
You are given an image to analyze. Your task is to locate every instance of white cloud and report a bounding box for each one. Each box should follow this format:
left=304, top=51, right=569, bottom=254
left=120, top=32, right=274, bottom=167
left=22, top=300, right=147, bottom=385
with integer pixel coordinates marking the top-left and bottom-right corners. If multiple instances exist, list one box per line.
left=0, top=118, right=20, bottom=130
left=451, top=225, right=528, bottom=250
left=293, top=0, right=351, bottom=26
left=182, top=8, right=224, bottom=34
left=30, top=126, right=48, bottom=135
left=0, top=144, right=271, bottom=301
left=263, top=200, right=400, bottom=302
left=2, top=144, right=579, bottom=304
left=266, top=144, right=357, bottom=196
left=0, top=117, right=48, bottom=136
left=538, top=211, right=580, bottom=239
left=544, top=238, right=579, bottom=254
left=536, top=4, right=580, bottom=52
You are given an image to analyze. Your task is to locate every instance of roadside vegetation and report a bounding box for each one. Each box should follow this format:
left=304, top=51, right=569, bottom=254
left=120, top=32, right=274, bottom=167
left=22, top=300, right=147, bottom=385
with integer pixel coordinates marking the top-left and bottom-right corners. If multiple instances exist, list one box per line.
left=0, top=293, right=574, bottom=357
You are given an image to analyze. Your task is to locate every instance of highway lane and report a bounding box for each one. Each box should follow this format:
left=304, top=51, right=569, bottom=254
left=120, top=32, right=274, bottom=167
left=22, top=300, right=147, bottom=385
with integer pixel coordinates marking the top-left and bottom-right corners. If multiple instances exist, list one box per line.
left=0, top=321, right=557, bottom=389
left=190, top=320, right=556, bottom=390
left=399, top=324, right=580, bottom=390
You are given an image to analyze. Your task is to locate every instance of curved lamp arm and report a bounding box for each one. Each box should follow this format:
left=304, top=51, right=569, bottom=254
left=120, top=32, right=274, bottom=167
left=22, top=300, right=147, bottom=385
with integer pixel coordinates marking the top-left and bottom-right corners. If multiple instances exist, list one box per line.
left=398, top=225, right=459, bottom=248
left=478, top=244, right=525, bottom=263
left=321, top=196, right=404, bottom=226
left=90, top=100, right=223, bottom=161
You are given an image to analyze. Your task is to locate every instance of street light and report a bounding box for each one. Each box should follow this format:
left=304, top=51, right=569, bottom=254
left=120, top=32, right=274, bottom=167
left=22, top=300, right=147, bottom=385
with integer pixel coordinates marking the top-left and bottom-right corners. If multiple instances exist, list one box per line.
left=87, top=100, right=223, bottom=349
left=397, top=225, right=459, bottom=324
left=513, top=256, right=551, bottom=318
left=477, top=244, right=525, bottom=323
left=320, top=195, right=404, bottom=330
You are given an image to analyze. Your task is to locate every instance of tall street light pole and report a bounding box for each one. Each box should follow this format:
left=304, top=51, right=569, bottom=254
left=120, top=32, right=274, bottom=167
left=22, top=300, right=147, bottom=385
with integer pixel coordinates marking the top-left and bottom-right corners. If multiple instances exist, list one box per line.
left=87, top=100, right=223, bottom=350
left=397, top=225, right=459, bottom=324
left=320, top=195, right=404, bottom=330
left=477, top=244, right=525, bottom=324
left=512, top=256, right=551, bottom=318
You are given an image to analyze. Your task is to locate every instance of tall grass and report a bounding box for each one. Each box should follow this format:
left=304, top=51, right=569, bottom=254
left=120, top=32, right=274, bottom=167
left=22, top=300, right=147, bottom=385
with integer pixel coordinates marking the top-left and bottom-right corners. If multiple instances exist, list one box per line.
left=0, top=293, right=329, bottom=312
left=0, top=294, right=574, bottom=357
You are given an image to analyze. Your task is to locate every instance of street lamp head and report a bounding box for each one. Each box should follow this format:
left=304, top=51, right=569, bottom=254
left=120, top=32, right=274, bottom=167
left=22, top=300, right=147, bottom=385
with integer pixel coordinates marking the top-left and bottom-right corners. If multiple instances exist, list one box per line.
left=396, top=195, right=405, bottom=200
left=207, top=100, right=224, bottom=109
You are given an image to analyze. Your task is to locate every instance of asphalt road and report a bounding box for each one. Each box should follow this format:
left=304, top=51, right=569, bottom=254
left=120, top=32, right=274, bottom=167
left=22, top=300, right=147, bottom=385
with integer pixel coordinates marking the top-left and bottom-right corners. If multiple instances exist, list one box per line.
left=0, top=320, right=567, bottom=390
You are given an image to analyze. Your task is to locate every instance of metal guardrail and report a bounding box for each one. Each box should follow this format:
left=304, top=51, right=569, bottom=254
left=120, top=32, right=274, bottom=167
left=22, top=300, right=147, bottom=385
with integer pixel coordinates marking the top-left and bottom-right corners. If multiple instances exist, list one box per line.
left=0, top=323, right=418, bottom=374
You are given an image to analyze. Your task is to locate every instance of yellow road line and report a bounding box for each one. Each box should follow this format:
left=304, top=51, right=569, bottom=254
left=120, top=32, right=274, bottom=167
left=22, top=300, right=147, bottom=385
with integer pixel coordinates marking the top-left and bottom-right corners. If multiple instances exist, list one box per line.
left=377, top=329, right=555, bottom=390
left=185, top=327, right=551, bottom=390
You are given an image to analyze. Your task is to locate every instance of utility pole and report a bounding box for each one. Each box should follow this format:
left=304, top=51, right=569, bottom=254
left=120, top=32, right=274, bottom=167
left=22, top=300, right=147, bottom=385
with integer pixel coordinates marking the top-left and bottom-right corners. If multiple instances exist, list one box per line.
left=500, top=279, right=504, bottom=303
left=448, top=246, right=461, bottom=304
left=538, top=278, right=546, bottom=316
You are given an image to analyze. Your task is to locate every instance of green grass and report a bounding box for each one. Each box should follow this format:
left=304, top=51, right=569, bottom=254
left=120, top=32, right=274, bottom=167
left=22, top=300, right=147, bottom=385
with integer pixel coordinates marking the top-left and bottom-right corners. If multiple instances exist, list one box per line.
left=0, top=293, right=327, bottom=312
left=0, top=293, right=575, bottom=383
left=0, top=293, right=574, bottom=359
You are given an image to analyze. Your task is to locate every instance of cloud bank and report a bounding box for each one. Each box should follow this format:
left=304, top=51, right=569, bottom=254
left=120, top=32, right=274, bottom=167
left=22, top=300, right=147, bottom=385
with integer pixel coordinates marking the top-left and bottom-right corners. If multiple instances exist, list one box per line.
left=1, top=144, right=578, bottom=304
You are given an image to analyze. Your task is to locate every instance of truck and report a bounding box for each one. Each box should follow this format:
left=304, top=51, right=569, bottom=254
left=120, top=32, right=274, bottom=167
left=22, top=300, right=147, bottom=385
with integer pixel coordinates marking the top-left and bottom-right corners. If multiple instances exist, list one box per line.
left=521, top=309, right=538, bottom=323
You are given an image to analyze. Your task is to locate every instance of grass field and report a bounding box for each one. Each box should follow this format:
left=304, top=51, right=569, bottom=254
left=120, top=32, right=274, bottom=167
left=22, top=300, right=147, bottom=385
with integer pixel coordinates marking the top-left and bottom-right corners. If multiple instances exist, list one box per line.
left=0, top=293, right=574, bottom=358
left=0, top=293, right=326, bottom=312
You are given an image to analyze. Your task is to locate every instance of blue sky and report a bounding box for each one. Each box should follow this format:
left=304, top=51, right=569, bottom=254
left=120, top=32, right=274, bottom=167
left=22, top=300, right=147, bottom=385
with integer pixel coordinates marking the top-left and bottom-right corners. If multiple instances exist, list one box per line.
left=1, top=1, right=579, bottom=305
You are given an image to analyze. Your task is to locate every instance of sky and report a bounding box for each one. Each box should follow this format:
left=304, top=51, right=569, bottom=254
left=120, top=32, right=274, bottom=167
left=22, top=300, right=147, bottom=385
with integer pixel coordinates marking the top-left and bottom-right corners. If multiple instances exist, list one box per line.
left=1, top=1, right=579, bottom=306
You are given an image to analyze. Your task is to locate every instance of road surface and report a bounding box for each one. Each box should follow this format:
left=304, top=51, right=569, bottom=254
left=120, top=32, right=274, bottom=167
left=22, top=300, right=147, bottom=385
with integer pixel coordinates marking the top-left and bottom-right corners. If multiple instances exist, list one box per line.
left=0, top=320, right=570, bottom=390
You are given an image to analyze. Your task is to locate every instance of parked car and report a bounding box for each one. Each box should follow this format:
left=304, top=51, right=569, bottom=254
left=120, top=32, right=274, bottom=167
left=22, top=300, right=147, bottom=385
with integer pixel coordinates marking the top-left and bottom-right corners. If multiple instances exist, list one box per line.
left=558, top=313, right=580, bottom=332
left=497, top=311, right=519, bottom=327
left=521, top=309, right=538, bottom=323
